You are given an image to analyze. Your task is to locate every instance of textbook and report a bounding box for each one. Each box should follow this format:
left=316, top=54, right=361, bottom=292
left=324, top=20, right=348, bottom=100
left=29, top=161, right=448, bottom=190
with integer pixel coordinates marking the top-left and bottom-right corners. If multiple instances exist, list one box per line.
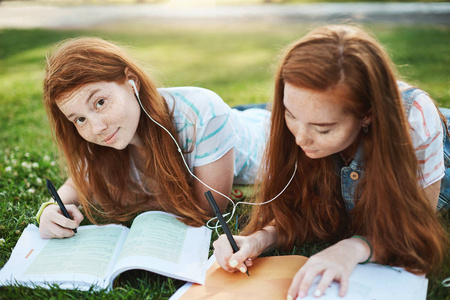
left=170, top=255, right=428, bottom=300
left=0, top=211, right=211, bottom=291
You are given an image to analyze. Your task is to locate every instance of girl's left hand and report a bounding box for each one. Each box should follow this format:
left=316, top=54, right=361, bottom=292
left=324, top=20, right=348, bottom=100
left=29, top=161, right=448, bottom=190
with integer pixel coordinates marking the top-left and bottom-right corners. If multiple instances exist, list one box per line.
left=287, top=238, right=371, bottom=299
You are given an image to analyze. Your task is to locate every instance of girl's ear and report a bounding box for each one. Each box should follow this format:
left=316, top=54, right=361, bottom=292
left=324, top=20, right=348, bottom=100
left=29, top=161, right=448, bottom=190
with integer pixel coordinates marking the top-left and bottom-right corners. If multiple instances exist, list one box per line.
left=124, top=67, right=140, bottom=92
left=362, top=110, right=372, bottom=126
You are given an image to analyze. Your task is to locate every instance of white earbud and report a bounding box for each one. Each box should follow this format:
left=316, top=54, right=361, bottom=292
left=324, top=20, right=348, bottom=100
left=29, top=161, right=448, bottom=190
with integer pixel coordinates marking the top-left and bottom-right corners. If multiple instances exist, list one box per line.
left=128, top=79, right=139, bottom=96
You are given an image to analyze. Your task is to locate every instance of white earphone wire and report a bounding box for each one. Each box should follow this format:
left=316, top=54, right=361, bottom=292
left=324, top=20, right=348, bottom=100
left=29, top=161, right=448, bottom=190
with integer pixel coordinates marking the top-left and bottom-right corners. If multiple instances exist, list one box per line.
left=130, top=80, right=296, bottom=232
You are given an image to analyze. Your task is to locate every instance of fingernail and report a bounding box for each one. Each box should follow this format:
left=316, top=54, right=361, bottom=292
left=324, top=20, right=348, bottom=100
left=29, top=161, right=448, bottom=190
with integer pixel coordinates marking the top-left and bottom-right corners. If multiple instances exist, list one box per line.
left=287, top=295, right=293, bottom=300
left=314, top=290, right=322, bottom=297
left=299, top=290, right=306, bottom=298
left=239, top=267, right=246, bottom=273
left=229, top=260, right=238, bottom=268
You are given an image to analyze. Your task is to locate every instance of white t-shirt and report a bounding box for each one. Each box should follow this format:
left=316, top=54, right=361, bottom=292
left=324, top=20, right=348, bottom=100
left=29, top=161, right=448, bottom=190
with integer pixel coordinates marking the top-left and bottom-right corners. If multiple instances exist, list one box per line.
left=131, top=86, right=270, bottom=190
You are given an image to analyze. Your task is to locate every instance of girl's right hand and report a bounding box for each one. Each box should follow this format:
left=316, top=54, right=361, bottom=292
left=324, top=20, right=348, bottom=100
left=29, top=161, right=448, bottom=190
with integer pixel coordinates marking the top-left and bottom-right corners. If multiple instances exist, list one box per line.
left=213, top=234, right=265, bottom=274
left=213, top=230, right=271, bottom=273
left=38, top=204, right=84, bottom=239
left=214, top=226, right=278, bottom=273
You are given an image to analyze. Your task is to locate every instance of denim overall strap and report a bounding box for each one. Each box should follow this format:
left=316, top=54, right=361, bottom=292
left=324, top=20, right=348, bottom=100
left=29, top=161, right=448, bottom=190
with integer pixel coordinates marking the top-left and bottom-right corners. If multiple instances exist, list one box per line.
left=339, top=89, right=415, bottom=211
left=438, top=108, right=450, bottom=210
left=340, top=143, right=365, bottom=211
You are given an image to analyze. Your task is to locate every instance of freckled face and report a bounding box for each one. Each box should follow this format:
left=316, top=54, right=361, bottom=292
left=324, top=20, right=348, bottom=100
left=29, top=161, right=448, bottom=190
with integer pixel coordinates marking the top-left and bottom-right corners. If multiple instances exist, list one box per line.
left=283, top=83, right=365, bottom=159
left=58, top=81, right=142, bottom=149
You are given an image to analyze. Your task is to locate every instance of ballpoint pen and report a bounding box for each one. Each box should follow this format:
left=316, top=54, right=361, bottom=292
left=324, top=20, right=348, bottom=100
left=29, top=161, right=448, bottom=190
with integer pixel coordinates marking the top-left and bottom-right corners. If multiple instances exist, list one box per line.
left=46, top=179, right=77, bottom=234
left=205, top=190, right=249, bottom=276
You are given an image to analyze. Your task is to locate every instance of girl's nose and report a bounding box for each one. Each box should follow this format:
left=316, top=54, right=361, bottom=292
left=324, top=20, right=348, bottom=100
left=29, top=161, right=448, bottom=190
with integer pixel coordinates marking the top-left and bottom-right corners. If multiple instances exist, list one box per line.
left=295, top=129, right=312, bottom=147
left=91, top=118, right=108, bottom=135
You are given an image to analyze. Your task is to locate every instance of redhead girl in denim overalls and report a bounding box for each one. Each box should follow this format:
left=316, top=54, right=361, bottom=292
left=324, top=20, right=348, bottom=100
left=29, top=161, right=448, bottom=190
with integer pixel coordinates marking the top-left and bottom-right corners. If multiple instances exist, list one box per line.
left=213, top=25, right=448, bottom=299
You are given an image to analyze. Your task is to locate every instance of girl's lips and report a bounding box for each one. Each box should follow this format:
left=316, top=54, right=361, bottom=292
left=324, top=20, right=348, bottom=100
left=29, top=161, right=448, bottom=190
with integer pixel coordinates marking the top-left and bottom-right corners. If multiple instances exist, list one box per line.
left=302, top=148, right=317, bottom=154
left=104, top=128, right=119, bottom=144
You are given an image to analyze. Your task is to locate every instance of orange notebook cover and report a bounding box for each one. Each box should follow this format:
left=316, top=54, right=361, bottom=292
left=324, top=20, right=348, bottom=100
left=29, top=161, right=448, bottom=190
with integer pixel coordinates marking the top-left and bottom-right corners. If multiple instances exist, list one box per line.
left=179, top=255, right=308, bottom=300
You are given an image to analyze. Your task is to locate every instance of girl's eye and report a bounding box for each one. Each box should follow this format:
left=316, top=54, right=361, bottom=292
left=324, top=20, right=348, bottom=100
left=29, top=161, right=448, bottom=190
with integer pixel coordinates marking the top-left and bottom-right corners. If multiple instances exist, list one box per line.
left=318, top=130, right=330, bottom=135
left=285, top=110, right=294, bottom=119
left=75, top=117, right=86, bottom=125
left=96, top=99, right=105, bottom=108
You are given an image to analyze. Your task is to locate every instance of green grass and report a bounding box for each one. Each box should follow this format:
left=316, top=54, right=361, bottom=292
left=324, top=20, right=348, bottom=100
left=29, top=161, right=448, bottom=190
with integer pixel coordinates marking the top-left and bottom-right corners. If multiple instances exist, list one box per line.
left=0, top=23, right=449, bottom=299
left=7, top=0, right=448, bottom=5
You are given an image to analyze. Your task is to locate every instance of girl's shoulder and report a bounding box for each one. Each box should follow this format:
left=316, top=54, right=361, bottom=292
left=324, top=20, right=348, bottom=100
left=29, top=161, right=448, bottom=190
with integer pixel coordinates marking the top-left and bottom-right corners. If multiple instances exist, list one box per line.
left=398, top=81, right=436, bottom=118
left=399, top=81, right=442, bottom=146
left=158, top=86, right=231, bottom=119
left=398, top=81, right=428, bottom=104
left=158, top=86, right=224, bottom=105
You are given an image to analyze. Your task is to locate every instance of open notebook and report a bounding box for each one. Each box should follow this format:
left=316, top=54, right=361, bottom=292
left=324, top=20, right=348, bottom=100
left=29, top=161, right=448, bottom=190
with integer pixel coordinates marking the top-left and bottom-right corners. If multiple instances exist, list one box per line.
left=0, top=211, right=211, bottom=291
left=171, top=255, right=428, bottom=300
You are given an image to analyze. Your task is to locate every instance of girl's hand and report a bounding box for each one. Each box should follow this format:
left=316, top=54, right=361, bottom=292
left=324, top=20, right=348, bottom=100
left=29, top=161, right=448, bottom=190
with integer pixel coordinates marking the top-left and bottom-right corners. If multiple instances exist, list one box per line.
left=213, top=226, right=278, bottom=274
left=213, top=235, right=260, bottom=274
left=287, top=238, right=371, bottom=299
left=39, top=204, right=84, bottom=239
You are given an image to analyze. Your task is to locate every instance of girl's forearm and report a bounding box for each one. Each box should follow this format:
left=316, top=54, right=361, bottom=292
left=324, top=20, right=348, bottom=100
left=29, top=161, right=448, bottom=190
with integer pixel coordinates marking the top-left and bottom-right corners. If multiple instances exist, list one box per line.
left=250, top=225, right=279, bottom=255
left=343, top=236, right=374, bottom=264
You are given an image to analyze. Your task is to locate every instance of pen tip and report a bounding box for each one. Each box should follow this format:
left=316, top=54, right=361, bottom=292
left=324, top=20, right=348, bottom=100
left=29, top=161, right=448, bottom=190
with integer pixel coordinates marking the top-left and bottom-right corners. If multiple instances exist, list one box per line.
left=246, top=270, right=250, bottom=277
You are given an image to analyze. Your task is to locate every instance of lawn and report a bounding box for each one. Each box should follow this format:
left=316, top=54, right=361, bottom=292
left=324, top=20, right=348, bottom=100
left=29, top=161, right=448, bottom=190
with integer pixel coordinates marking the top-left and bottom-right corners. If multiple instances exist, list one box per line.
left=0, top=22, right=449, bottom=299
left=16, top=0, right=450, bottom=4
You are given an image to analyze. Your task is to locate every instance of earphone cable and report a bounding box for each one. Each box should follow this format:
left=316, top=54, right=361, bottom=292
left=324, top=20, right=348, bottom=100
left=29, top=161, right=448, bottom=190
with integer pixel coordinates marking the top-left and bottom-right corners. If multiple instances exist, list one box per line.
left=132, top=83, right=296, bottom=232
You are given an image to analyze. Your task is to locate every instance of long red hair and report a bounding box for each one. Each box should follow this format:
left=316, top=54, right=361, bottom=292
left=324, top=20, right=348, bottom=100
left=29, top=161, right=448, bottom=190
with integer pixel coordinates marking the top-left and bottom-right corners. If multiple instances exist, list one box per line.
left=245, top=25, right=446, bottom=274
left=43, top=37, right=207, bottom=226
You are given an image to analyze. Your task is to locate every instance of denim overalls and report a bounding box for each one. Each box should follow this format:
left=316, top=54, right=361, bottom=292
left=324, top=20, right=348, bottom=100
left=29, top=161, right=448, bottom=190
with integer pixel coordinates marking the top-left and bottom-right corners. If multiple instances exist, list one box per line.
left=337, top=85, right=450, bottom=211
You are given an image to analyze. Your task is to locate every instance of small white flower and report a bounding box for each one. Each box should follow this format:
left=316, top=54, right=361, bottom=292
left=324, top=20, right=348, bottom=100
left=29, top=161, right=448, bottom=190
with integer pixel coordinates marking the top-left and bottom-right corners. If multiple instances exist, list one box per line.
left=25, top=153, right=30, bottom=157
left=27, top=188, right=35, bottom=194
left=32, top=162, right=39, bottom=168
left=50, top=161, right=56, bottom=166
left=11, top=159, right=17, bottom=166
left=5, top=166, right=12, bottom=172
left=0, top=238, right=5, bottom=246
left=43, top=155, right=50, bottom=161
left=14, top=146, right=19, bottom=151
left=36, top=177, right=42, bottom=184
left=21, top=162, right=31, bottom=169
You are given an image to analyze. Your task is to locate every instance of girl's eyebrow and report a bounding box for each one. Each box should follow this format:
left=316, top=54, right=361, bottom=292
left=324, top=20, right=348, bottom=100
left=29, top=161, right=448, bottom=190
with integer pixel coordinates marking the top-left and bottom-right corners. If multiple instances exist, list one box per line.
left=66, top=89, right=100, bottom=119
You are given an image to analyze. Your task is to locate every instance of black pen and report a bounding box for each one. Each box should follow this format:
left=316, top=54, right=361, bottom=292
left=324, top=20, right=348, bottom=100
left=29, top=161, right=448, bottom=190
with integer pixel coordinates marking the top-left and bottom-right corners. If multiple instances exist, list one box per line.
left=46, top=179, right=77, bottom=234
left=204, top=190, right=249, bottom=276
